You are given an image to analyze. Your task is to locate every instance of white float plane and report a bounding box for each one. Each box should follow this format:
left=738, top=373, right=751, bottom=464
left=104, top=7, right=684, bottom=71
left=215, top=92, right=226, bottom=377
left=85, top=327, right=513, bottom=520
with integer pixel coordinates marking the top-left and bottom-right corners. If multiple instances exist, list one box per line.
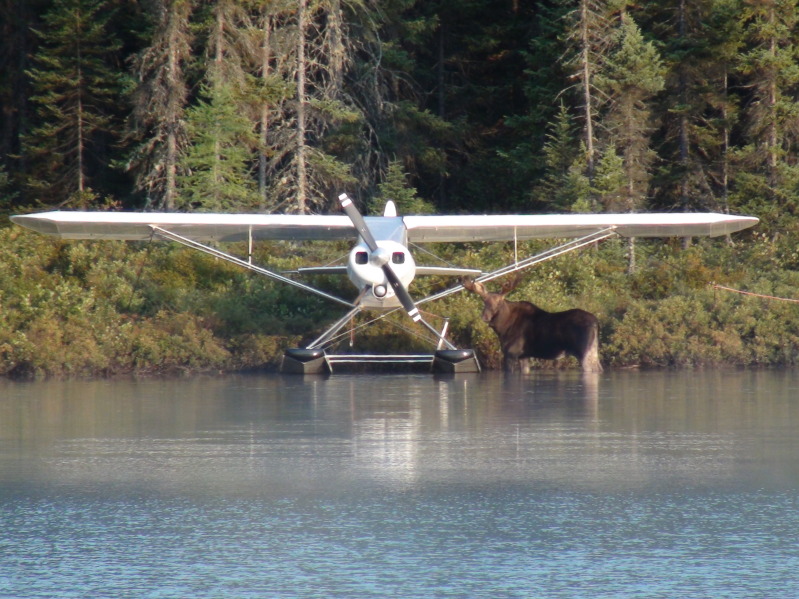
left=11, top=194, right=758, bottom=373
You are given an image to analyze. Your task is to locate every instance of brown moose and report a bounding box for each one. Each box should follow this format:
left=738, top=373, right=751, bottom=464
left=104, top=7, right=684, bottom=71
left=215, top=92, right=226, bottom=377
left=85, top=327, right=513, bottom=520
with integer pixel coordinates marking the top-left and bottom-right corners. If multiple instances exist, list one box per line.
left=462, top=276, right=602, bottom=373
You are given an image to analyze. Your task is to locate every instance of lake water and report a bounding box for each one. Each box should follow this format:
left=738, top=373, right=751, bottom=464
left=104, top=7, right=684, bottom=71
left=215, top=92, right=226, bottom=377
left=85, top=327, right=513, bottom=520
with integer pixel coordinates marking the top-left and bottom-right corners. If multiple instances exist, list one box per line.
left=1, top=370, right=798, bottom=598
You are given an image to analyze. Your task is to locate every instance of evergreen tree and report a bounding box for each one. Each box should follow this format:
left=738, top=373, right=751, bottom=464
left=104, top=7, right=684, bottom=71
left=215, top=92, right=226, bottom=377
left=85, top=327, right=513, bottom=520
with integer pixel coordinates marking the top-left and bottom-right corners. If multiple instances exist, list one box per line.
left=561, top=0, right=618, bottom=182
left=506, top=0, right=573, bottom=213
left=531, top=103, right=590, bottom=212
left=178, top=81, right=258, bottom=212
left=388, top=0, right=540, bottom=212
left=590, top=142, right=626, bottom=210
left=642, top=0, right=728, bottom=211
left=294, top=0, right=363, bottom=212
left=127, top=0, right=194, bottom=211
left=0, top=0, right=47, bottom=193
left=598, top=14, right=665, bottom=212
left=373, top=159, right=433, bottom=214
left=0, top=163, right=17, bottom=211
left=23, top=0, right=128, bottom=206
left=703, top=0, right=746, bottom=215
left=249, top=0, right=296, bottom=209
left=353, top=0, right=452, bottom=212
left=251, top=0, right=364, bottom=213
left=734, top=0, right=799, bottom=229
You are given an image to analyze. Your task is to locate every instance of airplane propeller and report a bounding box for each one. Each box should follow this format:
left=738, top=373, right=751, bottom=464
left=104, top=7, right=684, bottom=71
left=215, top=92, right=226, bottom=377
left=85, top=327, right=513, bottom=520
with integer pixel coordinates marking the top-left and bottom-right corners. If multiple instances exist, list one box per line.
left=338, top=193, right=424, bottom=323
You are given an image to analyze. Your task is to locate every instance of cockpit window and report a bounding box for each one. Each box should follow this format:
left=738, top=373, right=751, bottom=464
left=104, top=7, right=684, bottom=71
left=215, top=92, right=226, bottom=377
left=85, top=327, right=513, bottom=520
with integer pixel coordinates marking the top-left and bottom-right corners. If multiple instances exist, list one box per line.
left=355, top=251, right=368, bottom=264
left=392, top=252, right=405, bottom=264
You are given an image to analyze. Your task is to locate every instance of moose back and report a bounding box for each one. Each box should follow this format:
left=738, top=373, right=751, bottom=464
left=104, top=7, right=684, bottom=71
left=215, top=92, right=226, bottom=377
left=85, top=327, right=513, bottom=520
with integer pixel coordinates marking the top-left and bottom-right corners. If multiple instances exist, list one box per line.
left=462, top=277, right=602, bottom=373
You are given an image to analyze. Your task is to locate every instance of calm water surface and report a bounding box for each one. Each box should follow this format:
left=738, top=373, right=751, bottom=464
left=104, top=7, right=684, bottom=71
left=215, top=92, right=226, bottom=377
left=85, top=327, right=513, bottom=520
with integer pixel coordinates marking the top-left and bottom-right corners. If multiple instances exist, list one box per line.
left=1, top=370, right=798, bottom=598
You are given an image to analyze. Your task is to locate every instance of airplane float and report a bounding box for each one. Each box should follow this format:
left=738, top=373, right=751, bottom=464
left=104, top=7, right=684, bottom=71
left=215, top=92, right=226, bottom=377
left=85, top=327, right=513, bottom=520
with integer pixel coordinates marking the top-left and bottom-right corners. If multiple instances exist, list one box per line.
left=11, top=194, right=758, bottom=373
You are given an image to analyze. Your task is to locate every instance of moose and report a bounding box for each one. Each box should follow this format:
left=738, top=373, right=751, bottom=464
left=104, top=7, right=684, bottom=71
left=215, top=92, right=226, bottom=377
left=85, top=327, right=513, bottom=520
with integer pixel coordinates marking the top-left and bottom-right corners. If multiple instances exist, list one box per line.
left=462, top=276, right=602, bottom=373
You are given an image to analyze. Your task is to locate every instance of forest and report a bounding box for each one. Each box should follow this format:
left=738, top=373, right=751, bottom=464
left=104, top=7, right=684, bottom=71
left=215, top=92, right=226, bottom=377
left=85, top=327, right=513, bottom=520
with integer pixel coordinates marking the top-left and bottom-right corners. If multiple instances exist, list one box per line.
left=2, top=0, right=799, bottom=378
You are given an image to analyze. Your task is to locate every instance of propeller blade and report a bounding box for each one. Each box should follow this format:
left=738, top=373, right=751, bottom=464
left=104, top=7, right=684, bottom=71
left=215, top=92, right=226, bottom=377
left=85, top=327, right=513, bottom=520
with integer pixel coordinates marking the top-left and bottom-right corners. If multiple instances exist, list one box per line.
left=338, top=193, right=378, bottom=251
left=381, top=263, right=422, bottom=321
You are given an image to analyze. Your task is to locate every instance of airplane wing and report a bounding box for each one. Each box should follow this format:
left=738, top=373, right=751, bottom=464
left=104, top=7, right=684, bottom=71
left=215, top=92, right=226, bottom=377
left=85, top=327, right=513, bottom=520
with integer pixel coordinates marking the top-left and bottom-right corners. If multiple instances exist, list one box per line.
left=402, top=213, right=759, bottom=242
left=10, top=210, right=758, bottom=242
left=9, top=211, right=356, bottom=242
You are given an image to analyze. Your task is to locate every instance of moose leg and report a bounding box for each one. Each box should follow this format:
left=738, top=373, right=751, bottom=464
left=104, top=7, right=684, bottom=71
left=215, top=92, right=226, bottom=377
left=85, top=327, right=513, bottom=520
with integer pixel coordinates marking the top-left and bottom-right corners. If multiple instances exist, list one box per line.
left=519, top=357, right=531, bottom=374
left=503, top=354, right=519, bottom=373
left=579, top=339, right=603, bottom=373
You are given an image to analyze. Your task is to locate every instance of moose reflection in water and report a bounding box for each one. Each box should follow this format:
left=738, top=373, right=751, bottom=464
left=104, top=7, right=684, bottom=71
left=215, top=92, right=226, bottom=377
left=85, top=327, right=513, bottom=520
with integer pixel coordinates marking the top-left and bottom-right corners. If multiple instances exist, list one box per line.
left=462, top=276, right=602, bottom=373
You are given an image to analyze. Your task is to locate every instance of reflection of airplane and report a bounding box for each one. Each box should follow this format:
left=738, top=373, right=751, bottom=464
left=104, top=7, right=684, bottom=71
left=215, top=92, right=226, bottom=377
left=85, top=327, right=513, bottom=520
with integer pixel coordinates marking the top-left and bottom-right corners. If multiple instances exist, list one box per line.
left=12, top=194, right=758, bottom=373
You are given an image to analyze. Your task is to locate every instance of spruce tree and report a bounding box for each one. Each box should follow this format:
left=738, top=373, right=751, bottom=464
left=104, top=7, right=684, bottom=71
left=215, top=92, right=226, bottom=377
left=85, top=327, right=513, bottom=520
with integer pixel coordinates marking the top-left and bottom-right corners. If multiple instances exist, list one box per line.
left=597, top=15, right=665, bottom=212
left=178, top=81, right=259, bottom=212
left=182, top=0, right=263, bottom=211
left=641, top=0, right=722, bottom=211
left=247, top=0, right=364, bottom=213
left=701, top=0, right=745, bottom=215
left=23, top=0, right=127, bottom=206
left=373, top=159, right=433, bottom=214
left=292, top=0, right=362, bottom=213
left=561, top=0, right=618, bottom=182
left=591, top=142, right=626, bottom=211
left=0, top=0, right=46, bottom=192
left=249, top=0, right=296, bottom=210
left=127, top=0, right=194, bottom=211
left=531, top=103, right=591, bottom=212
left=597, top=14, right=665, bottom=272
left=357, top=0, right=451, bottom=209
left=734, top=0, right=799, bottom=230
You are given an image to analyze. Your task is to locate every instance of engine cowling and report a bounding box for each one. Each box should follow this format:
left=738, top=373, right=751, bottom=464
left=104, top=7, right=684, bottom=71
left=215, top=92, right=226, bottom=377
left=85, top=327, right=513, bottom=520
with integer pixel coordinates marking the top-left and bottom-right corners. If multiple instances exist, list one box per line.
left=347, top=240, right=416, bottom=307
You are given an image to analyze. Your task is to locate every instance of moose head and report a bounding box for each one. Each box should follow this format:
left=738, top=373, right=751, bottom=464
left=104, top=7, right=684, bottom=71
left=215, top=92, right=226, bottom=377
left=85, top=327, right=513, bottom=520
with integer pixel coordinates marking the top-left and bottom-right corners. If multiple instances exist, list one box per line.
left=462, top=275, right=522, bottom=325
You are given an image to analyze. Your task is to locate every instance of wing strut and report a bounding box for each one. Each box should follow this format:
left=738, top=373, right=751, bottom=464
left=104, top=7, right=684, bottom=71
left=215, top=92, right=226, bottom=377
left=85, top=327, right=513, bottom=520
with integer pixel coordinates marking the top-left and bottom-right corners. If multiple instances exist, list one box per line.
left=150, top=226, right=355, bottom=308
left=418, top=227, right=619, bottom=306
left=306, top=305, right=363, bottom=349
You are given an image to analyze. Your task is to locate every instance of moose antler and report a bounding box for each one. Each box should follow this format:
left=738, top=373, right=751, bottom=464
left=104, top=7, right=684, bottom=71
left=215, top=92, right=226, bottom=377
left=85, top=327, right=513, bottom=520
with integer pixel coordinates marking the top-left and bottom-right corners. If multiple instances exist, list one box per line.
left=461, top=277, right=488, bottom=298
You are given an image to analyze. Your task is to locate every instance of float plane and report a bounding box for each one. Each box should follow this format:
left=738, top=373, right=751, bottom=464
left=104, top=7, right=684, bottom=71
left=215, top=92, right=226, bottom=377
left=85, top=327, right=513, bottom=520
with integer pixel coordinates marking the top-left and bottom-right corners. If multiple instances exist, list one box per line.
left=11, top=194, right=758, bottom=373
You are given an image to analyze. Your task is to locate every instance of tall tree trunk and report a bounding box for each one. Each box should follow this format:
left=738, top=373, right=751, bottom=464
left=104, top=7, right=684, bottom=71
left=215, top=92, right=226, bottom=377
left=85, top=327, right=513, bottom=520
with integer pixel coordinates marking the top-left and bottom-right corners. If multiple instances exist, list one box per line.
left=678, top=0, right=689, bottom=210
left=767, top=16, right=778, bottom=187
left=259, top=15, right=271, bottom=209
left=437, top=23, right=446, bottom=207
left=580, top=0, right=595, bottom=179
left=296, top=0, right=308, bottom=213
left=130, top=0, right=192, bottom=211
left=721, top=67, right=729, bottom=214
left=164, top=13, right=180, bottom=212
left=327, top=1, right=344, bottom=93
